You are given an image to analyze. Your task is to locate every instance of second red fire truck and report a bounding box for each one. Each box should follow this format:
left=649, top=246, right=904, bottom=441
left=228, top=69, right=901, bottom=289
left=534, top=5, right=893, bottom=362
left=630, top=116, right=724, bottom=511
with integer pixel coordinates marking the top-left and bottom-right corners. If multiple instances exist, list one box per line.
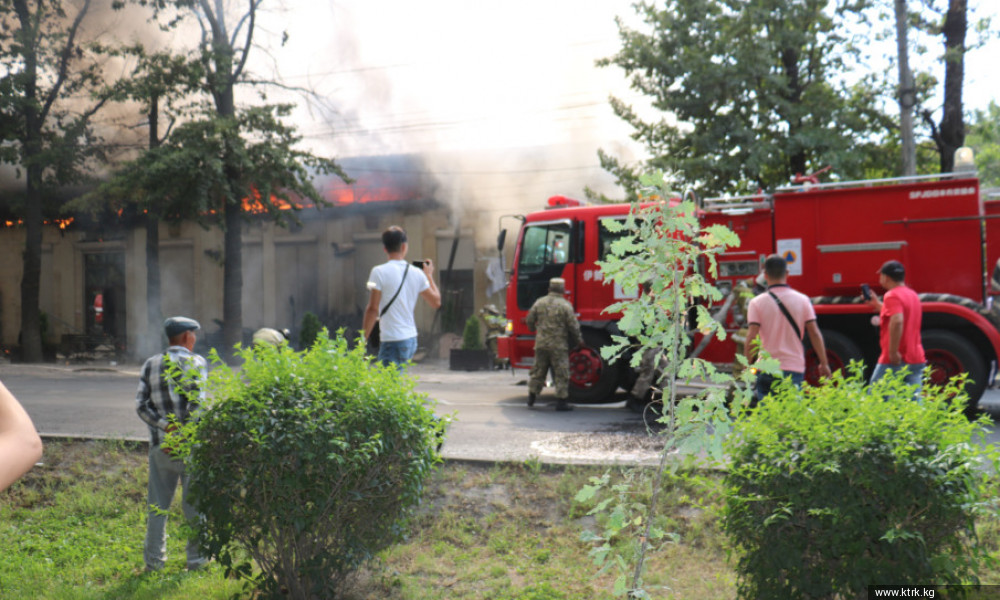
left=496, top=171, right=1000, bottom=412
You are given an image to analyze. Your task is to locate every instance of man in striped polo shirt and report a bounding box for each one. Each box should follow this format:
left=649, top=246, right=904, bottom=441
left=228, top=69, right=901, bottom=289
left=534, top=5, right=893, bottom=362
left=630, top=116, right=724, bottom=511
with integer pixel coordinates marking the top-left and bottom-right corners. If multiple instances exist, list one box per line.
left=136, top=316, right=208, bottom=572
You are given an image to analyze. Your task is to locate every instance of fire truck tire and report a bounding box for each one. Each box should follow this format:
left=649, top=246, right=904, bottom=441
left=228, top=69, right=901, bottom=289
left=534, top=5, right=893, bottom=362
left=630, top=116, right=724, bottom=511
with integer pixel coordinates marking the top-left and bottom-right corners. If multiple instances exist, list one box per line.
left=568, top=329, right=622, bottom=404
left=805, top=329, right=863, bottom=386
left=921, top=329, right=987, bottom=414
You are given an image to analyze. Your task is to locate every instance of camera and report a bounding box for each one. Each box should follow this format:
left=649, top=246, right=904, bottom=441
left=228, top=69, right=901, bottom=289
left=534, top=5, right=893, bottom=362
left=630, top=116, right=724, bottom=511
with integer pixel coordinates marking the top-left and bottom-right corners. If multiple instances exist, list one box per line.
left=412, top=260, right=426, bottom=269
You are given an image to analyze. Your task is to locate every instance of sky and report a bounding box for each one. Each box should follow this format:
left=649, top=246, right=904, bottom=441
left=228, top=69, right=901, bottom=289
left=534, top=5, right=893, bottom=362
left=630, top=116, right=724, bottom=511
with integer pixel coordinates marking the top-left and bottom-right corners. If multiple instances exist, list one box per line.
left=255, top=1, right=999, bottom=207
left=83, top=0, right=999, bottom=245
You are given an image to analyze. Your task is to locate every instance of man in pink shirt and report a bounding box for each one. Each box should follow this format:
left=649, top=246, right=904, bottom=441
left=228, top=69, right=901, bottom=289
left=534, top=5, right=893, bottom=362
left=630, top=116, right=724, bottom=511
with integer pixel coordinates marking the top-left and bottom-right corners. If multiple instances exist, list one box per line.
left=746, top=255, right=831, bottom=401
left=867, top=260, right=925, bottom=394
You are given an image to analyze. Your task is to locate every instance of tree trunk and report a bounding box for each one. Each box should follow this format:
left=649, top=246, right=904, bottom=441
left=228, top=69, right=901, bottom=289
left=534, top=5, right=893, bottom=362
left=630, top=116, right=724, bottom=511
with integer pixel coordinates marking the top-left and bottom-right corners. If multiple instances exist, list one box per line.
left=20, top=167, right=43, bottom=363
left=937, top=0, right=967, bottom=173
left=216, top=76, right=242, bottom=359
left=145, top=95, right=163, bottom=357
left=222, top=202, right=243, bottom=357
left=895, top=0, right=917, bottom=175
left=17, top=0, right=43, bottom=363
left=145, top=216, right=162, bottom=356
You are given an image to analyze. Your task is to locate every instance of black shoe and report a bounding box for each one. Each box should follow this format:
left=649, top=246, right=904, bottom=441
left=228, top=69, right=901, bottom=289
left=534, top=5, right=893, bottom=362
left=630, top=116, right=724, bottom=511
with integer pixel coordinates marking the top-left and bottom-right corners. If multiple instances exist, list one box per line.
left=527, top=392, right=536, bottom=407
left=555, top=401, right=574, bottom=412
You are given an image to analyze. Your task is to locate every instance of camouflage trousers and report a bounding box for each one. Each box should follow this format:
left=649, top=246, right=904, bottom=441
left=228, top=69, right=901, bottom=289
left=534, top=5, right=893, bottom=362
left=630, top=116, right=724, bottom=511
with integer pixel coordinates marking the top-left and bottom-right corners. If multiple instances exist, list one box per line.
left=529, top=348, right=570, bottom=399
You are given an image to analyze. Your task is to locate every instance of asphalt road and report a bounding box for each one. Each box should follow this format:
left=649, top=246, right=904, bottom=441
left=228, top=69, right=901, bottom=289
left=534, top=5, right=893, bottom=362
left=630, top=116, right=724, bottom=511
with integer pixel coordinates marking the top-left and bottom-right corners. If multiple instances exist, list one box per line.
left=1, top=359, right=665, bottom=465
left=5, top=359, right=1000, bottom=465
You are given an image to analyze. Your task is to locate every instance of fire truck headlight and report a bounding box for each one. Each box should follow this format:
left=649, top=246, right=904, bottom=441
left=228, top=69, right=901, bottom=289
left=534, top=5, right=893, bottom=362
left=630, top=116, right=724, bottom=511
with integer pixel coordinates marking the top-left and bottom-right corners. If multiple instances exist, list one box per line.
left=505, top=320, right=513, bottom=335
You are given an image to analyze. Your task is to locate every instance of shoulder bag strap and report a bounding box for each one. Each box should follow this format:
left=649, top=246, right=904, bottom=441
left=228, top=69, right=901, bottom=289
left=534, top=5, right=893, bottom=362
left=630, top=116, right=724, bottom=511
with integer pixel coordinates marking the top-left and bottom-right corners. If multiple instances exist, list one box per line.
left=767, top=290, right=803, bottom=341
left=380, top=264, right=410, bottom=317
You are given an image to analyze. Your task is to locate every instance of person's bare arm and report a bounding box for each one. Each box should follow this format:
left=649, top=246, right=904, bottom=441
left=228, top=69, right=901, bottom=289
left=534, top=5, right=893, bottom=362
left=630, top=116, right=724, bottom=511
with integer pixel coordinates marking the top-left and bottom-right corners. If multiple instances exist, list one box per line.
left=887, top=313, right=904, bottom=365
left=363, top=288, right=382, bottom=339
left=419, top=260, right=441, bottom=309
left=805, top=320, right=832, bottom=378
left=744, top=323, right=761, bottom=363
left=0, top=380, right=42, bottom=491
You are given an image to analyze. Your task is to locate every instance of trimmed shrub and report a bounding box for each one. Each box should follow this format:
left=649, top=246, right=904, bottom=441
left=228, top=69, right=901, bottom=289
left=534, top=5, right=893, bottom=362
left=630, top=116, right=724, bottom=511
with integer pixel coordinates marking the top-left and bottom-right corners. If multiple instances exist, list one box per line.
left=723, top=366, right=999, bottom=600
left=178, top=330, right=442, bottom=599
left=299, top=311, right=323, bottom=350
left=462, top=314, right=484, bottom=350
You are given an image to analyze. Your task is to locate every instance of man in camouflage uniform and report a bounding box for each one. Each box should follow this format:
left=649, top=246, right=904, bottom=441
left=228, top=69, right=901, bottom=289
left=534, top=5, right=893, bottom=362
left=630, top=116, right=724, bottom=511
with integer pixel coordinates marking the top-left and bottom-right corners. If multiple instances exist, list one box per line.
left=526, top=277, right=583, bottom=411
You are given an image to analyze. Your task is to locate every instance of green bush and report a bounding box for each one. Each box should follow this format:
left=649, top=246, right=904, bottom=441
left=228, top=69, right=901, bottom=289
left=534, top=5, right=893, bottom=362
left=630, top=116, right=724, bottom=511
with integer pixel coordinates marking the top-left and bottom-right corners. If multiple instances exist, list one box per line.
left=299, top=311, right=323, bottom=350
left=723, top=366, right=999, bottom=600
left=178, top=330, right=442, bottom=599
left=461, top=315, right=483, bottom=350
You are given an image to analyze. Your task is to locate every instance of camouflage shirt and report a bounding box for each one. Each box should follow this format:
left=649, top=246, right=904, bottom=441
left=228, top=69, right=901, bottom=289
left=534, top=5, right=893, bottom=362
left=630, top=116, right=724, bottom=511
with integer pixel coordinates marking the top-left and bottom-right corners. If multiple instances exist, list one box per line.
left=526, top=292, right=582, bottom=351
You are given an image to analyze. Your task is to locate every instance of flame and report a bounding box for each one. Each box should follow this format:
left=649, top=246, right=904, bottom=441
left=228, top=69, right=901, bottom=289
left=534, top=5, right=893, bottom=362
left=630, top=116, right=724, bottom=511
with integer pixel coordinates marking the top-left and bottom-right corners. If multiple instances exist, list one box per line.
left=1, top=217, right=73, bottom=229
left=241, top=190, right=315, bottom=215
left=323, top=173, right=416, bottom=206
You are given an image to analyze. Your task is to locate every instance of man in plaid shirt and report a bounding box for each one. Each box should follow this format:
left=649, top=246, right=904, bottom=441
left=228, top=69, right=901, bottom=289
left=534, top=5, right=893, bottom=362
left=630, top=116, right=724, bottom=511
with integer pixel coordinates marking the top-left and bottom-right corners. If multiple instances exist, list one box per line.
left=136, top=316, right=208, bottom=572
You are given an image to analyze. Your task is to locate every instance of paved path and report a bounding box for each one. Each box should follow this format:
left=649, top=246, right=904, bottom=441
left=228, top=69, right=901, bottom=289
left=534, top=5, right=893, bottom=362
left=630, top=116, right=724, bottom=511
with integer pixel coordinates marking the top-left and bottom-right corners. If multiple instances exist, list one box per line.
left=6, top=359, right=1000, bottom=466
left=1, top=359, right=665, bottom=466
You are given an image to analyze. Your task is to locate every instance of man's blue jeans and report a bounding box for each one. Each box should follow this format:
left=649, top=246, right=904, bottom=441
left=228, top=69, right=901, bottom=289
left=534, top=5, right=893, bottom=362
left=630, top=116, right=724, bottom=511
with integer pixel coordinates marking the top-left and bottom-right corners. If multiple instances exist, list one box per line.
left=869, top=362, right=926, bottom=400
left=755, top=370, right=805, bottom=402
left=378, top=337, right=418, bottom=368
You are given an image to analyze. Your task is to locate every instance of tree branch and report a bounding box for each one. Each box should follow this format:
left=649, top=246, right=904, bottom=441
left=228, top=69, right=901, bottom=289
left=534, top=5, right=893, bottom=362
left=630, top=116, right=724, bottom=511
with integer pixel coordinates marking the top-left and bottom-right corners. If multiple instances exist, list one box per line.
left=229, top=0, right=257, bottom=85
left=41, top=0, right=93, bottom=121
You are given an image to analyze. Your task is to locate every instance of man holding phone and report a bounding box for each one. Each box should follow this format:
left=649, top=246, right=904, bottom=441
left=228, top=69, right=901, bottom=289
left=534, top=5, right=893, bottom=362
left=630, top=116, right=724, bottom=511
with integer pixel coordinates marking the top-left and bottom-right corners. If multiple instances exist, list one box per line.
left=866, top=260, right=925, bottom=395
left=363, top=226, right=442, bottom=367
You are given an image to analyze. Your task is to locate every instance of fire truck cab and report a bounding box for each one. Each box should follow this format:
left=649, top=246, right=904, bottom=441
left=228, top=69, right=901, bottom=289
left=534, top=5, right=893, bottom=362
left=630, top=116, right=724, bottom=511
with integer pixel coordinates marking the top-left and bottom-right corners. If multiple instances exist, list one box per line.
left=498, top=172, right=1000, bottom=412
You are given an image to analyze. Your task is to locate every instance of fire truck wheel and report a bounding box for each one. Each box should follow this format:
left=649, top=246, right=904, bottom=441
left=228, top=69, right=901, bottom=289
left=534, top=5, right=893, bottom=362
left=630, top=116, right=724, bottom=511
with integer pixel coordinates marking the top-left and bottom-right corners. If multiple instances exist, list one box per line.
left=922, top=329, right=987, bottom=414
left=805, top=329, right=863, bottom=386
left=568, top=329, right=622, bottom=404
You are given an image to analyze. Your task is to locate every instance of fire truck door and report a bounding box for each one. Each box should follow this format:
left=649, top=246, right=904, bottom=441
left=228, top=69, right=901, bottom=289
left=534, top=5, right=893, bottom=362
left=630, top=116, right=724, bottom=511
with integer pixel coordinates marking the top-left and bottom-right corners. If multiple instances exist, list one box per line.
left=514, top=220, right=575, bottom=311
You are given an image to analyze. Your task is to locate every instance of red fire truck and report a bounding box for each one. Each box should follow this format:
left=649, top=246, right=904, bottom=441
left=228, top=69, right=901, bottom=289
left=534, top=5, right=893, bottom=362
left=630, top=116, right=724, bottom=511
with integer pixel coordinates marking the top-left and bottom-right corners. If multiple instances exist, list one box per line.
left=496, top=174, right=1000, bottom=411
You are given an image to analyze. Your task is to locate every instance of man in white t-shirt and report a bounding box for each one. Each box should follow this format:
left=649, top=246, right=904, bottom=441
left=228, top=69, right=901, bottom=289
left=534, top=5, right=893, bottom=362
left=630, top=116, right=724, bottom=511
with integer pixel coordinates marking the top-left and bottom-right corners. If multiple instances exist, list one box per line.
left=745, top=254, right=831, bottom=401
left=363, top=226, right=441, bottom=366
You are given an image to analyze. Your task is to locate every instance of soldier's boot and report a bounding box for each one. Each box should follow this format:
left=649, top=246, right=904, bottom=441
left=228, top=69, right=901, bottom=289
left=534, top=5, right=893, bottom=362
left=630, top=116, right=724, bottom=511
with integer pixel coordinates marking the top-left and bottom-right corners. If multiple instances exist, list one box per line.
left=527, top=391, right=537, bottom=407
left=555, top=398, right=574, bottom=412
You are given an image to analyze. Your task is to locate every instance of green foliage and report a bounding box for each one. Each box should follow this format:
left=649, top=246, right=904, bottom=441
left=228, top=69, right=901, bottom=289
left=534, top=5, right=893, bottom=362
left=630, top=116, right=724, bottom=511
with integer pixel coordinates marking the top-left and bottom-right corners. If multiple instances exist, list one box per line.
left=461, top=315, right=484, bottom=350
left=582, top=171, right=749, bottom=597
left=599, top=172, right=749, bottom=460
left=175, top=330, right=443, bottom=599
left=968, top=101, right=1000, bottom=188
left=598, top=0, right=897, bottom=196
left=723, top=366, right=1000, bottom=600
left=299, top=311, right=322, bottom=350
left=70, top=104, right=347, bottom=227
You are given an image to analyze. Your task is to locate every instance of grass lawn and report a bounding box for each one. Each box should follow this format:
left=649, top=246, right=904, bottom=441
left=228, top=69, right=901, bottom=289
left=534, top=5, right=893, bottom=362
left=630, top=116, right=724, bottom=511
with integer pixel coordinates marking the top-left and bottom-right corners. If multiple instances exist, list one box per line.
left=3, top=439, right=999, bottom=599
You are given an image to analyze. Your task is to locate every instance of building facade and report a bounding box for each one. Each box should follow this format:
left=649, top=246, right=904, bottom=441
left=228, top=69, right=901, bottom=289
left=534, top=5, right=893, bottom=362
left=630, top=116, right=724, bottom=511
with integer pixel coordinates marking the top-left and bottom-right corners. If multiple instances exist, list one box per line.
left=0, top=159, right=498, bottom=361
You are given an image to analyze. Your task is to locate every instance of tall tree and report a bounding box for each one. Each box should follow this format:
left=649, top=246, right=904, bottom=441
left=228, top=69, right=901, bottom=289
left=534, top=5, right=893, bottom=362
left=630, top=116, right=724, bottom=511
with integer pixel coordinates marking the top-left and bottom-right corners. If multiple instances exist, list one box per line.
left=598, top=0, right=898, bottom=197
left=895, top=0, right=917, bottom=175
left=70, top=47, right=204, bottom=357
left=0, top=0, right=112, bottom=361
left=133, top=0, right=348, bottom=356
left=920, top=0, right=968, bottom=172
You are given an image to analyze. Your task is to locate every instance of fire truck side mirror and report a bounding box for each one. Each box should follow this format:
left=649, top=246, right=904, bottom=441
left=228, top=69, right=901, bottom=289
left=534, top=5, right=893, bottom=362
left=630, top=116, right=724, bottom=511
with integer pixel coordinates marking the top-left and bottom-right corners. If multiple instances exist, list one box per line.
left=497, top=229, right=507, bottom=252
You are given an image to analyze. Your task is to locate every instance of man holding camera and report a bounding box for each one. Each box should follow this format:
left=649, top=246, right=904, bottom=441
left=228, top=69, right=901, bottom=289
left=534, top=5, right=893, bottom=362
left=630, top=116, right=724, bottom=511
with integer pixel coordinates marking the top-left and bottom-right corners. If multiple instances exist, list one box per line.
left=364, top=226, right=442, bottom=367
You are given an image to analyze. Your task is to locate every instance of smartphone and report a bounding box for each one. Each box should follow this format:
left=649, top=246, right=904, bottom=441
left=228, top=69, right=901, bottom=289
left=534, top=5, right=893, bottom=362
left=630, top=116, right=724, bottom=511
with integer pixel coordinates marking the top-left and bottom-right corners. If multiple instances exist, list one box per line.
left=412, top=260, right=425, bottom=269
left=861, top=283, right=872, bottom=301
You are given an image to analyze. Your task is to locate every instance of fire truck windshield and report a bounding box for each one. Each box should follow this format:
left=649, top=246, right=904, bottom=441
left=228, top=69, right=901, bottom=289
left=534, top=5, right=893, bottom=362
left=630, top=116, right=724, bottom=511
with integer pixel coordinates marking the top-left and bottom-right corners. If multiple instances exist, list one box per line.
left=519, top=222, right=572, bottom=271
